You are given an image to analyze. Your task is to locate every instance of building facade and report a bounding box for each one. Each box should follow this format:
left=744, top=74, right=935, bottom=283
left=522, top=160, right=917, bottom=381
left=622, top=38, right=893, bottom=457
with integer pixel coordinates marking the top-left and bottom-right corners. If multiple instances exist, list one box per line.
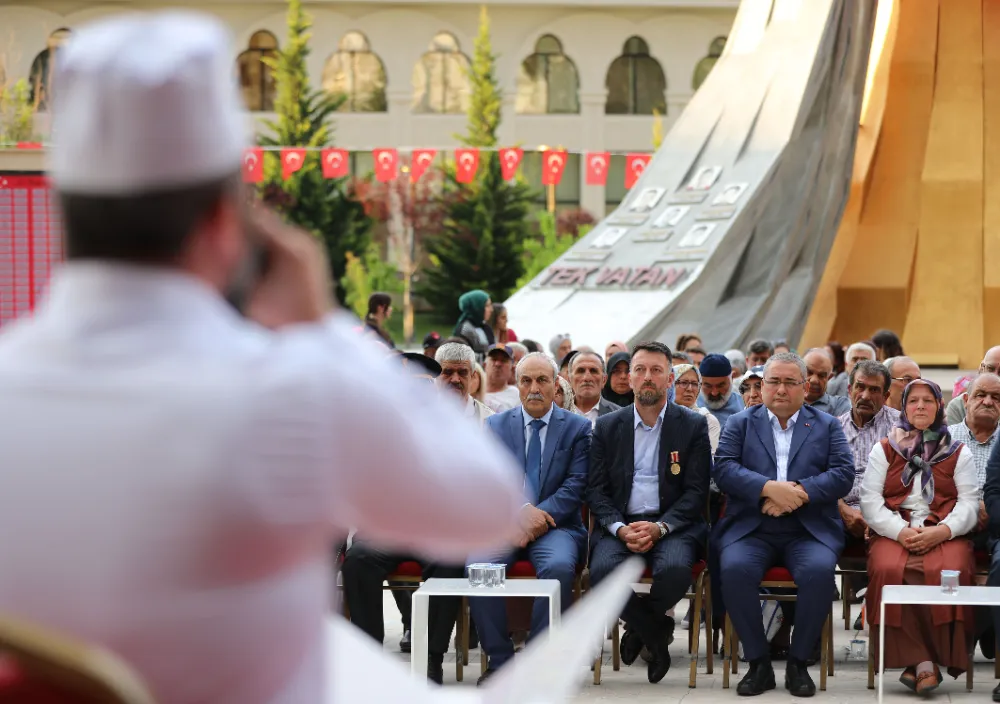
left=1, top=0, right=736, bottom=215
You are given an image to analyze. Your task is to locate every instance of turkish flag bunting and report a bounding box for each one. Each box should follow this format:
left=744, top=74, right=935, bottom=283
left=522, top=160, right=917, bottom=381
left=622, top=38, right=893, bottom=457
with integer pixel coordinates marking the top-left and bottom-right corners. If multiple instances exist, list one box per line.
left=410, top=149, right=436, bottom=183
left=585, top=152, right=611, bottom=186
left=454, top=148, right=480, bottom=184
left=498, top=147, right=524, bottom=180
left=625, top=153, right=652, bottom=189
left=373, top=148, right=399, bottom=183
left=541, top=150, right=569, bottom=186
left=321, top=148, right=349, bottom=179
left=242, top=148, right=264, bottom=183
left=281, top=148, right=307, bottom=180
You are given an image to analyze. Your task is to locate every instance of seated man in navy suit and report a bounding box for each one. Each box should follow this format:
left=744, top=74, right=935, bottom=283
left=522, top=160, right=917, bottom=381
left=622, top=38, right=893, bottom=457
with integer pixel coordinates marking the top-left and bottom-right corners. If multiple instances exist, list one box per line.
left=714, top=352, right=854, bottom=697
left=470, top=350, right=591, bottom=684
left=586, top=341, right=712, bottom=684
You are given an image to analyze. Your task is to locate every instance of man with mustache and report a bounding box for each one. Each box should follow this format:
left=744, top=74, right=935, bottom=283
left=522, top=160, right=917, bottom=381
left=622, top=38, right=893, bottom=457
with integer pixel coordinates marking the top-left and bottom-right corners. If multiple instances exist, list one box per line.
left=437, top=342, right=494, bottom=422
left=587, top=341, right=712, bottom=684
left=802, top=348, right=850, bottom=417
left=470, top=352, right=591, bottom=684
left=570, top=352, right=620, bottom=427
left=697, top=354, right=744, bottom=427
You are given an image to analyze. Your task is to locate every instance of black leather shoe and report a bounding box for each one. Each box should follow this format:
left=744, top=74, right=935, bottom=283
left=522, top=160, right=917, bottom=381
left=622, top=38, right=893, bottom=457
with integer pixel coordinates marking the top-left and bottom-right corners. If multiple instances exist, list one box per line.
left=620, top=628, right=644, bottom=666
left=785, top=658, right=816, bottom=697
left=646, top=633, right=672, bottom=684
left=737, top=658, right=776, bottom=696
left=992, top=681, right=1000, bottom=702
left=476, top=668, right=498, bottom=687
left=982, top=629, right=996, bottom=660
left=400, top=629, right=411, bottom=653
left=427, top=654, right=444, bottom=685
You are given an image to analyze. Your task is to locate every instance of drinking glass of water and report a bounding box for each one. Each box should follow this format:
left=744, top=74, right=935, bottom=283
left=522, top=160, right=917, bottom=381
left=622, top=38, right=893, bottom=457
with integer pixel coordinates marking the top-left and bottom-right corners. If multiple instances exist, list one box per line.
left=940, top=570, right=960, bottom=594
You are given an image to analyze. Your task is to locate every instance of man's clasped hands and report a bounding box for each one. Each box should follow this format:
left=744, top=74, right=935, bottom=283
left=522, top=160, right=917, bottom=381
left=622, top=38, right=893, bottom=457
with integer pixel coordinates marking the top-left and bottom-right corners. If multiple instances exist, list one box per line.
left=760, top=480, right=810, bottom=517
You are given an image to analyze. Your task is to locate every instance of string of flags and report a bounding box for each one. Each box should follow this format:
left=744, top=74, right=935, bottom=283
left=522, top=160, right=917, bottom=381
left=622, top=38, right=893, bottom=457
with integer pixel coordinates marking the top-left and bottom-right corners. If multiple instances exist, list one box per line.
left=241, top=147, right=654, bottom=189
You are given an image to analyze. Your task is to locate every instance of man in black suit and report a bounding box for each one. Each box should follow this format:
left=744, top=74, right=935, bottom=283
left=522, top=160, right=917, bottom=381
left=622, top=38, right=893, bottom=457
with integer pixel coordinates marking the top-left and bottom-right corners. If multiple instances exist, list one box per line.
left=570, top=351, right=621, bottom=426
left=586, top=341, right=712, bottom=684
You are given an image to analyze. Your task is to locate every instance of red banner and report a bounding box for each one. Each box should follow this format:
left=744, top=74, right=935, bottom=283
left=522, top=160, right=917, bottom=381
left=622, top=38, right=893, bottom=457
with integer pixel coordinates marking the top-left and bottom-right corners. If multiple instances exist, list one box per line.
left=372, top=148, right=398, bottom=183
left=410, top=149, right=436, bottom=183
left=541, top=150, right=569, bottom=186
left=281, top=148, right=307, bottom=180
left=499, top=147, right=523, bottom=180
left=455, top=148, right=480, bottom=184
left=242, top=148, right=263, bottom=183
left=585, top=152, right=610, bottom=186
left=321, top=148, right=349, bottom=179
left=625, top=153, right=652, bottom=189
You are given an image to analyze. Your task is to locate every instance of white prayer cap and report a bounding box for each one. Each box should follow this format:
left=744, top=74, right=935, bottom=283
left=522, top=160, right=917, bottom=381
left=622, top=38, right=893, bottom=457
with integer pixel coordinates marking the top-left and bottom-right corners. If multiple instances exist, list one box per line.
left=49, top=12, right=246, bottom=195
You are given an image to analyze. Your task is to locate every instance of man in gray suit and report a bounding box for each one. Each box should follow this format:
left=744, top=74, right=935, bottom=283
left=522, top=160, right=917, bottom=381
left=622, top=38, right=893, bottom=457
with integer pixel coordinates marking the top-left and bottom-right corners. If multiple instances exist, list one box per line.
left=571, top=351, right=621, bottom=426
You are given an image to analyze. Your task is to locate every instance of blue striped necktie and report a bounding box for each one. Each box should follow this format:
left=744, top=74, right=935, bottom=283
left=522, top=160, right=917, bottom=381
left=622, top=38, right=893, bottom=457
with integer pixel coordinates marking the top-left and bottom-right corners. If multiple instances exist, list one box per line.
left=525, top=418, right=546, bottom=503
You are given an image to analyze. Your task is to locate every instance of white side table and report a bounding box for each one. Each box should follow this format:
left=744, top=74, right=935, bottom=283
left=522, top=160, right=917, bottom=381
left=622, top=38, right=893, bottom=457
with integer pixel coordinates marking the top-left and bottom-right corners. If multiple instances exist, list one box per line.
left=878, top=585, right=1000, bottom=703
left=410, top=577, right=561, bottom=678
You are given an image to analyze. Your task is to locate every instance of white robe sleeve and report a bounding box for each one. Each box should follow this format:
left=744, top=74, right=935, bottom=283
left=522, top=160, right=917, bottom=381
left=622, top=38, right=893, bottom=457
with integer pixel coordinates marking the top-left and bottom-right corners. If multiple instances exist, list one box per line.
left=860, top=442, right=908, bottom=541
left=706, top=413, right=720, bottom=457
left=241, top=312, right=524, bottom=561
left=940, top=445, right=979, bottom=538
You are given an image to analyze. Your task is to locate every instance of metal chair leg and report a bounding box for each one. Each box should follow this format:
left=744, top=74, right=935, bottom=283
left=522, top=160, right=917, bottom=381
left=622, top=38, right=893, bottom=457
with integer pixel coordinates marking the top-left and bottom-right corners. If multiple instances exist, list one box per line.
left=705, top=577, right=714, bottom=675
left=461, top=597, right=470, bottom=667
left=828, top=608, right=835, bottom=676
left=612, top=621, right=621, bottom=671
left=820, top=614, right=829, bottom=691
left=456, top=601, right=466, bottom=682
left=689, top=572, right=704, bottom=688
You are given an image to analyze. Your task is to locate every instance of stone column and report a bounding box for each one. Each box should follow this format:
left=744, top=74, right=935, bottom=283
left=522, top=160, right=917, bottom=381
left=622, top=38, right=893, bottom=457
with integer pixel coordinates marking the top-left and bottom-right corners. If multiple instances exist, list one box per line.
left=579, top=90, right=608, bottom=218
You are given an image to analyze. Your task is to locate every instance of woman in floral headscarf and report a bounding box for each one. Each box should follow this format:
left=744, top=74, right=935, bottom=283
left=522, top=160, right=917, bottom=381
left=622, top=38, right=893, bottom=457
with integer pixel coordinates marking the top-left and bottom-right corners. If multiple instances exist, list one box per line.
left=861, top=379, right=979, bottom=694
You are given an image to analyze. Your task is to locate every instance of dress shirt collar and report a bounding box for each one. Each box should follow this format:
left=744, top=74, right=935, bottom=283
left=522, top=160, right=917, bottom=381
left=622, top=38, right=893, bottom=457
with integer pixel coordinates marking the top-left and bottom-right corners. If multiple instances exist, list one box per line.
left=848, top=403, right=893, bottom=431
left=465, top=396, right=477, bottom=417
left=633, top=402, right=668, bottom=430
left=766, top=408, right=800, bottom=431
left=961, top=419, right=1000, bottom=446
left=523, top=403, right=555, bottom=428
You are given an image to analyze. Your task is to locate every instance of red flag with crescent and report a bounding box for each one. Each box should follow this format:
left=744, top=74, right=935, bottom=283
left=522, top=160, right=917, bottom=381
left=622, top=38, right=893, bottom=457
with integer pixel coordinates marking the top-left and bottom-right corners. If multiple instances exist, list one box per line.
left=321, top=148, right=349, bottom=179
left=499, top=147, right=523, bottom=180
left=454, top=148, right=480, bottom=184
left=410, top=149, right=436, bottom=183
left=541, top=150, right=569, bottom=186
left=625, top=153, right=652, bottom=189
left=585, top=152, right=610, bottom=186
left=242, top=148, right=264, bottom=183
left=281, top=149, right=307, bottom=180
left=373, top=148, right=399, bottom=183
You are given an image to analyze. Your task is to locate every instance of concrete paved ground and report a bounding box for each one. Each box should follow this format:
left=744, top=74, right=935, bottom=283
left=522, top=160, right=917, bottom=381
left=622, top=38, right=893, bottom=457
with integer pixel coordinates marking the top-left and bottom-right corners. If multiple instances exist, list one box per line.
left=373, top=590, right=998, bottom=703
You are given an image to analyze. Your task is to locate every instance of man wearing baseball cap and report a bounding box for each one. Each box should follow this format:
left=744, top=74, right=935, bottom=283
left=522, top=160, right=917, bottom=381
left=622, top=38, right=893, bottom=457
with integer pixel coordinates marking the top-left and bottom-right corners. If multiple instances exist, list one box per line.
left=485, top=343, right=522, bottom=413
left=422, top=331, right=442, bottom=359
left=739, top=365, right=766, bottom=408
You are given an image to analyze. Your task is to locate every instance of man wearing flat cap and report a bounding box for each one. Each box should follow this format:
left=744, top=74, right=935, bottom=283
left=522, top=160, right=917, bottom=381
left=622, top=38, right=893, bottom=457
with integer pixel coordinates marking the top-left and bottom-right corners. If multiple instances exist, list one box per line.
left=0, top=12, right=524, bottom=704
left=698, top=353, right=744, bottom=427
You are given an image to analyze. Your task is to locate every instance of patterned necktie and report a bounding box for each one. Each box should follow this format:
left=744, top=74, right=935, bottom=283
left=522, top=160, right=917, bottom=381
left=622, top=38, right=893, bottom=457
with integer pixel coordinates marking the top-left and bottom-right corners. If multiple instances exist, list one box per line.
left=525, top=418, right=546, bottom=503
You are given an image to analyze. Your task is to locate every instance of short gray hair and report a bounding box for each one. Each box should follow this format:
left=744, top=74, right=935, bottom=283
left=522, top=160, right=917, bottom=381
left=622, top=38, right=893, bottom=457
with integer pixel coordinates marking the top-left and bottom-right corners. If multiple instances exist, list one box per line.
left=763, top=352, right=807, bottom=381
left=436, top=342, right=475, bottom=366
left=846, top=342, right=877, bottom=361
left=508, top=342, right=528, bottom=357
left=517, top=351, right=559, bottom=379
left=725, top=349, right=747, bottom=375
left=570, top=350, right=605, bottom=372
left=802, top=347, right=833, bottom=362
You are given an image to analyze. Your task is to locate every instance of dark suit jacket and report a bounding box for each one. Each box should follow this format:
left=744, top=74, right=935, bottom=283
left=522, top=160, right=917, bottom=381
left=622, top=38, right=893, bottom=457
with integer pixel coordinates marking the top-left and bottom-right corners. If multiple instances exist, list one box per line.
left=983, top=438, right=1000, bottom=539
left=596, top=398, right=621, bottom=417
left=586, top=403, right=712, bottom=536
left=485, top=404, right=591, bottom=545
left=712, top=403, right=855, bottom=553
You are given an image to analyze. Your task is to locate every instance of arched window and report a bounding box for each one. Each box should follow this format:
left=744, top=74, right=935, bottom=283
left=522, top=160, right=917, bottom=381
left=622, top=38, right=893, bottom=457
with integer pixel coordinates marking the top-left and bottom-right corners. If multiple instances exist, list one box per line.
left=412, top=32, right=471, bottom=114
left=604, top=36, right=666, bottom=115
left=322, top=31, right=387, bottom=112
left=693, top=36, right=727, bottom=90
left=237, top=30, right=278, bottom=112
left=28, top=28, right=71, bottom=112
left=516, top=35, right=579, bottom=115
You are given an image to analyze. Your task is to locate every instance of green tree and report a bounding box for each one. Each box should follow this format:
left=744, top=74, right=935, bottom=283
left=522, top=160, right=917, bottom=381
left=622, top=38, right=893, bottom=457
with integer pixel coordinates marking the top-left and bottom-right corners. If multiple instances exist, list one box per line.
left=258, top=0, right=372, bottom=303
left=0, top=79, right=36, bottom=144
left=419, top=5, right=536, bottom=320
left=341, top=242, right=402, bottom=319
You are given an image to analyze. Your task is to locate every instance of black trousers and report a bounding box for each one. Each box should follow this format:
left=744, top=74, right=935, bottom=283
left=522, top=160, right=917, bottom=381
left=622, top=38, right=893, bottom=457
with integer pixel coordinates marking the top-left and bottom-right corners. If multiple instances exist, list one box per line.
left=589, top=518, right=704, bottom=648
left=341, top=542, right=464, bottom=656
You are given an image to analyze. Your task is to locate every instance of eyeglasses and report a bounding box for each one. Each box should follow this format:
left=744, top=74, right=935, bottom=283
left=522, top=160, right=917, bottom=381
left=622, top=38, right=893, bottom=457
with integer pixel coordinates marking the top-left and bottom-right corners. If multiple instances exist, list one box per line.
left=763, top=379, right=804, bottom=388
left=892, top=376, right=920, bottom=383
left=675, top=381, right=701, bottom=389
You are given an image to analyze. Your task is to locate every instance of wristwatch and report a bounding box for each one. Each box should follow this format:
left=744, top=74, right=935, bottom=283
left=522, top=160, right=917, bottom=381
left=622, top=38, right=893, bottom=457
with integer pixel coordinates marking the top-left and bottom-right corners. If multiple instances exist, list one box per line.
left=657, top=522, right=669, bottom=538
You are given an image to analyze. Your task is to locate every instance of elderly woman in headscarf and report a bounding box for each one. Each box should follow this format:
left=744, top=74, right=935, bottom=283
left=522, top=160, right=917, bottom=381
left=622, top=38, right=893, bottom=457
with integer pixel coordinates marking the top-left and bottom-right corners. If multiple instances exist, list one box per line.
left=549, top=334, right=572, bottom=366
left=453, top=290, right=494, bottom=362
left=602, top=351, right=634, bottom=407
left=555, top=376, right=577, bottom=414
left=671, top=363, right=720, bottom=456
left=861, top=379, right=979, bottom=694
left=604, top=340, right=629, bottom=361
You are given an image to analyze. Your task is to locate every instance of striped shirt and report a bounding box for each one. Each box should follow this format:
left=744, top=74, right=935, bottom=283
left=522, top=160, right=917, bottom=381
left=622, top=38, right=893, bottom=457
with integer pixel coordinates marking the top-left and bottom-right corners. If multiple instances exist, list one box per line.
left=947, top=420, right=999, bottom=493
left=767, top=409, right=799, bottom=482
left=838, top=405, right=899, bottom=508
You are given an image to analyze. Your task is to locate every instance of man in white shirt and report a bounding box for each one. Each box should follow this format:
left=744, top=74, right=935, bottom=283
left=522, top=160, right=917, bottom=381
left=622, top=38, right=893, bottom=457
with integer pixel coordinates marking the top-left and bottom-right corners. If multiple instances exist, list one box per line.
left=484, top=344, right=522, bottom=413
left=437, top=342, right=494, bottom=423
left=0, top=13, right=523, bottom=704
left=569, top=351, right=620, bottom=426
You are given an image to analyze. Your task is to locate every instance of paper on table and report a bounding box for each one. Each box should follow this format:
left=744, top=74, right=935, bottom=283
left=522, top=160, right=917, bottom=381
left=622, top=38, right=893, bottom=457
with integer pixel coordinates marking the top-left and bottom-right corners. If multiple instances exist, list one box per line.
left=329, top=557, right=643, bottom=703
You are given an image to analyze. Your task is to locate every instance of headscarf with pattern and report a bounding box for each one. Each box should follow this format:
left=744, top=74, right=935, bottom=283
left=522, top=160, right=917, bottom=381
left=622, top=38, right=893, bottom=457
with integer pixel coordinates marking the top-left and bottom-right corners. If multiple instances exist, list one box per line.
left=887, top=378, right=961, bottom=503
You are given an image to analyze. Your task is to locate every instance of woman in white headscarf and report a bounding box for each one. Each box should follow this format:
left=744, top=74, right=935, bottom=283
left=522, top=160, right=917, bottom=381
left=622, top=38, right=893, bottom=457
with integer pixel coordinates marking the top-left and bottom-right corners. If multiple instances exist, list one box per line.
left=549, top=334, right=572, bottom=365
left=672, top=363, right=720, bottom=456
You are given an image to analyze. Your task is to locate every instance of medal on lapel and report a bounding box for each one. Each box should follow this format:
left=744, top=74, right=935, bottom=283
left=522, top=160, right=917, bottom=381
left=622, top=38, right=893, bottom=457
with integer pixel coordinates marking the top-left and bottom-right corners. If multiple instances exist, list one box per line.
left=670, top=450, right=681, bottom=475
